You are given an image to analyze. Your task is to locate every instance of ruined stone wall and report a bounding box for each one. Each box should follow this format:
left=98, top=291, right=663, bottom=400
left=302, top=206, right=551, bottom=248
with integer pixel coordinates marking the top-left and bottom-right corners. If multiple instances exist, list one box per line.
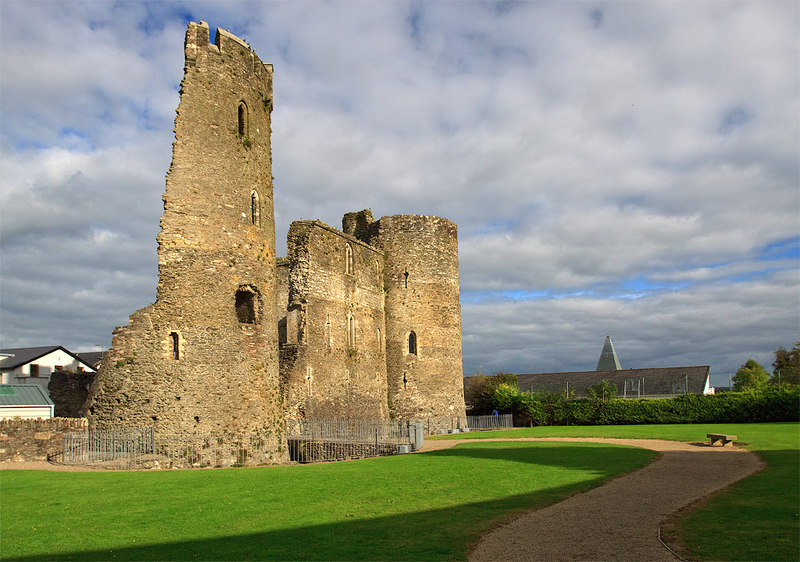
left=369, top=215, right=466, bottom=428
left=280, top=220, right=389, bottom=420
left=48, top=371, right=96, bottom=418
left=0, top=418, right=87, bottom=463
left=85, top=22, right=464, bottom=453
left=86, top=23, right=286, bottom=460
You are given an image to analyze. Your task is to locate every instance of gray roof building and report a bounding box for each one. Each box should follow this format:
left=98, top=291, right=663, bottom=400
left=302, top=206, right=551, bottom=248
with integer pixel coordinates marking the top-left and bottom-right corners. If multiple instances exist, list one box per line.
left=0, top=346, right=95, bottom=371
left=0, top=384, right=55, bottom=419
left=517, top=366, right=711, bottom=398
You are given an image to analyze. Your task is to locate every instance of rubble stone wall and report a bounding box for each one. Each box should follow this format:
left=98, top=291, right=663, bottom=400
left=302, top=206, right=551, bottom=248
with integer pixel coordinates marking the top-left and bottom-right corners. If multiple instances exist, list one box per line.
left=48, top=371, right=96, bottom=418
left=0, top=418, right=87, bottom=463
left=281, top=220, right=389, bottom=420
left=82, top=22, right=466, bottom=464
left=85, top=22, right=286, bottom=462
left=370, top=215, right=467, bottom=428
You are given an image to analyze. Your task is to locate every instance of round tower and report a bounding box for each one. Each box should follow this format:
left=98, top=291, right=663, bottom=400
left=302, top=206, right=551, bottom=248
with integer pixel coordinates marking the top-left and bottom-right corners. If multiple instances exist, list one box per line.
left=87, top=22, right=285, bottom=461
left=375, top=215, right=466, bottom=429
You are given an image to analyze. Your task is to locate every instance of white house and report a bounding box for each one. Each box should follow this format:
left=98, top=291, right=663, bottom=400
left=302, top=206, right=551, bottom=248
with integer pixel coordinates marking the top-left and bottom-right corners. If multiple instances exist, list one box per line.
left=0, top=346, right=97, bottom=397
left=0, top=384, right=55, bottom=419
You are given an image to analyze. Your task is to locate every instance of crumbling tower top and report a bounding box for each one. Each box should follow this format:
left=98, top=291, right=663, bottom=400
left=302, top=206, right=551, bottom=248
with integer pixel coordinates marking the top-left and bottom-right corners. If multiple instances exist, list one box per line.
left=185, top=21, right=273, bottom=75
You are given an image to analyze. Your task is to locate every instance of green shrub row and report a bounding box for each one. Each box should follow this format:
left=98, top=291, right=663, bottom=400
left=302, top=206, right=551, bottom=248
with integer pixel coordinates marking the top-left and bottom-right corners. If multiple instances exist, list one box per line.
left=497, top=386, right=800, bottom=426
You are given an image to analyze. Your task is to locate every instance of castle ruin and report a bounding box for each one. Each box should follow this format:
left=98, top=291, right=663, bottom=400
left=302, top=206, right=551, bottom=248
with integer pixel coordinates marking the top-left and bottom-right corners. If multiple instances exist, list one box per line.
left=84, top=22, right=466, bottom=462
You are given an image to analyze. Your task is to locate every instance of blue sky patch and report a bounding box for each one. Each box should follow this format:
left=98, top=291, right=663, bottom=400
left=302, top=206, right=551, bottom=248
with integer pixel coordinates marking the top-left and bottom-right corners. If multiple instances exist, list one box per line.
left=718, top=107, right=752, bottom=134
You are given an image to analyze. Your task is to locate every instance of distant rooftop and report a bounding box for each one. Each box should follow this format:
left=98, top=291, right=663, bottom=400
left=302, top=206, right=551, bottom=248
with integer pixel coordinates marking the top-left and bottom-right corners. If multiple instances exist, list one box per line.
left=0, top=384, right=54, bottom=407
left=596, top=335, right=621, bottom=371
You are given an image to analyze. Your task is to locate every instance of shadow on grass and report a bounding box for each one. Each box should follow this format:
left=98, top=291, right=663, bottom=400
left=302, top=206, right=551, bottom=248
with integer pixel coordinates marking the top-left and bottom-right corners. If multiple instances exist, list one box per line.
left=3, top=443, right=656, bottom=561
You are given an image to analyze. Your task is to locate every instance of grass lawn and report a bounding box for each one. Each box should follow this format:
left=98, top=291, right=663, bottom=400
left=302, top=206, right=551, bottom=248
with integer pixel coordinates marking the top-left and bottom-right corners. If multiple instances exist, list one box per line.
left=1, top=440, right=655, bottom=561
left=434, top=422, right=800, bottom=561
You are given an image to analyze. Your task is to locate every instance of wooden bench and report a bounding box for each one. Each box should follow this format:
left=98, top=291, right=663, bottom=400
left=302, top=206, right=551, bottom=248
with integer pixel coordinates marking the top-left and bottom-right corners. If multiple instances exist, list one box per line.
left=707, top=433, right=737, bottom=446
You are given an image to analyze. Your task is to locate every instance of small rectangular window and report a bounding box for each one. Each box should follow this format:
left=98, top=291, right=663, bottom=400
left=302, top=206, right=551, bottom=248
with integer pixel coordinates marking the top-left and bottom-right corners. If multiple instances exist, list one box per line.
left=236, top=287, right=258, bottom=324
left=30, top=364, right=39, bottom=376
left=170, top=332, right=180, bottom=360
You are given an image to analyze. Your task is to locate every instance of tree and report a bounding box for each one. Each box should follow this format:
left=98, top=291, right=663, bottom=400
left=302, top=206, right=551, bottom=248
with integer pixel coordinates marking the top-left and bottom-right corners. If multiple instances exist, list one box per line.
left=771, top=341, right=800, bottom=387
left=732, top=359, right=769, bottom=391
left=586, top=379, right=617, bottom=402
left=467, top=372, right=519, bottom=413
left=492, top=383, right=519, bottom=413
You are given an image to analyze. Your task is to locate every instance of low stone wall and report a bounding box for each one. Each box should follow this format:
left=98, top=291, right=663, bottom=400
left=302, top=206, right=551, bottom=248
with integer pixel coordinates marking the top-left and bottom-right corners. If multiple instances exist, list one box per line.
left=0, top=418, right=87, bottom=463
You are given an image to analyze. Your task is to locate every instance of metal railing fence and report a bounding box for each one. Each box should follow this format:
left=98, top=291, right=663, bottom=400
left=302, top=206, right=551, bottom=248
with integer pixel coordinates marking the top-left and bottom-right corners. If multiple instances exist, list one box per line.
left=285, top=418, right=416, bottom=463
left=466, top=413, right=513, bottom=430
left=286, top=418, right=412, bottom=444
left=58, top=428, right=285, bottom=469
left=54, top=414, right=491, bottom=469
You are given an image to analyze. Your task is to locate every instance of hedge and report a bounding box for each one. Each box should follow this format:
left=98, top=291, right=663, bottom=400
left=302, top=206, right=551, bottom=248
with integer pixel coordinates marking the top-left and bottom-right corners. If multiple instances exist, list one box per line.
left=502, top=387, right=800, bottom=426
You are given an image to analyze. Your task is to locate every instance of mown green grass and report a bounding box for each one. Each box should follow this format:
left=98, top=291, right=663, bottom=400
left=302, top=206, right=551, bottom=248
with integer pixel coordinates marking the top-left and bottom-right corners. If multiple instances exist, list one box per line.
left=435, top=422, right=800, bottom=561
left=0, top=441, right=655, bottom=561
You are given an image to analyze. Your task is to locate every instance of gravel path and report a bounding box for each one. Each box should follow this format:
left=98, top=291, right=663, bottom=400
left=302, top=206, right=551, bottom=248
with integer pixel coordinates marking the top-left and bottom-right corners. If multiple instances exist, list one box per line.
left=422, top=437, right=763, bottom=561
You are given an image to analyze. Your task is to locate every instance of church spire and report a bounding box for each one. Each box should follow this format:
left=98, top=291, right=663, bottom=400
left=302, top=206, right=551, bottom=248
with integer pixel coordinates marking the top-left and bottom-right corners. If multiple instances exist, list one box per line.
left=596, top=335, right=621, bottom=371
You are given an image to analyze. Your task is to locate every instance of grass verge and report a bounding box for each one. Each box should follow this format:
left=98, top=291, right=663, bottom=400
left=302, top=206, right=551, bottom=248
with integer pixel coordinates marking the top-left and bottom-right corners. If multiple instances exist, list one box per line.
left=434, top=422, right=799, bottom=561
left=0, top=440, right=654, bottom=561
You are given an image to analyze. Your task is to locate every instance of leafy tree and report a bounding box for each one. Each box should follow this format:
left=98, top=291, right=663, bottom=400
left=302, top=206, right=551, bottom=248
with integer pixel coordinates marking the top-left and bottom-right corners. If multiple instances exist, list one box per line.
left=771, top=341, right=800, bottom=387
left=586, top=379, right=617, bottom=402
left=732, top=359, right=769, bottom=391
left=492, top=383, right=519, bottom=413
left=468, top=372, right=518, bottom=413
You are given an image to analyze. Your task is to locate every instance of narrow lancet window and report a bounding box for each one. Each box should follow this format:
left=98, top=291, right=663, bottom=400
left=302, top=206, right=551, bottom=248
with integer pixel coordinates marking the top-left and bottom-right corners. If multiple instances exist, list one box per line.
left=170, top=332, right=180, bottom=360
left=347, top=315, right=356, bottom=348
left=251, top=191, right=261, bottom=226
left=238, top=101, right=248, bottom=137
left=408, top=331, right=417, bottom=355
left=345, top=243, right=354, bottom=275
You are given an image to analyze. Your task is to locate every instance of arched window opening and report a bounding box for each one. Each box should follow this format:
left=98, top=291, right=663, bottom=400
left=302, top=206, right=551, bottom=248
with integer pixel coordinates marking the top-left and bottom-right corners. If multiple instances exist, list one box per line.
left=251, top=191, right=261, bottom=226
left=408, top=331, right=417, bottom=355
left=377, top=328, right=382, bottom=351
left=235, top=286, right=258, bottom=324
left=170, top=332, right=180, bottom=360
left=238, top=101, right=248, bottom=137
left=347, top=315, right=356, bottom=348
left=345, top=243, right=354, bottom=275
left=403, top=268, right=409, bottom=288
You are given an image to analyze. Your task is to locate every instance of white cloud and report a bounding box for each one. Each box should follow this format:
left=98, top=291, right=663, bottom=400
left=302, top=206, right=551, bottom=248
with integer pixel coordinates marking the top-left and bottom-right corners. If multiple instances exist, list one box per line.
left=1, top=1, right=797, bottom=377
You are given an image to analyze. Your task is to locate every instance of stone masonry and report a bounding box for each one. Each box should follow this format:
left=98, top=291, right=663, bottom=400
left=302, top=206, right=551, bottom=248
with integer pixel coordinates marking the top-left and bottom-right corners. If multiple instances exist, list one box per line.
left=84, top=22, right=465, bottom=462
left=276, top=209, right=466, bottom=430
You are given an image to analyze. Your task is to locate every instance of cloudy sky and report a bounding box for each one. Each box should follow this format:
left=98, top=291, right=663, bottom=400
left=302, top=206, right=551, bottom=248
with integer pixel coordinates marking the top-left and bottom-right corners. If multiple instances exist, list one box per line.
left=1, top=1, right=798, bottom=385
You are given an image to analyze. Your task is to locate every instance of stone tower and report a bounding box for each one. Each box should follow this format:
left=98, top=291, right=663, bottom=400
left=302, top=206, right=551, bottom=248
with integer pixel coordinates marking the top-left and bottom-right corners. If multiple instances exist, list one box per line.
left=85, top=22, right=286, bottom=460
left=370, top=215, right=466, bottom=426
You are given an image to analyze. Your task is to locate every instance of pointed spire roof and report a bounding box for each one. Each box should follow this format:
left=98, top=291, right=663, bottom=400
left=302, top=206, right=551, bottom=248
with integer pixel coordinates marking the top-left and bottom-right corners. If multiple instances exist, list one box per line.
left=596, top=335, right=621, bottom=371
